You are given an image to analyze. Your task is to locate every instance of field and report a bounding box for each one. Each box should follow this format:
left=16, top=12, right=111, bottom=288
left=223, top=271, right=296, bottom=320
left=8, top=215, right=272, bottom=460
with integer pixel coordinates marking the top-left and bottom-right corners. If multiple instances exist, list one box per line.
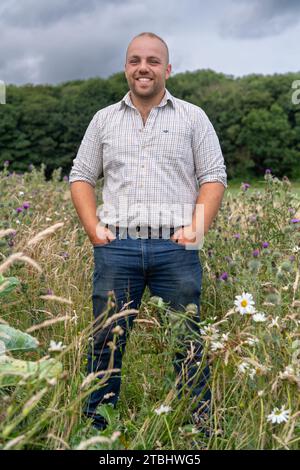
left=1, top=165, right=300, bottom=450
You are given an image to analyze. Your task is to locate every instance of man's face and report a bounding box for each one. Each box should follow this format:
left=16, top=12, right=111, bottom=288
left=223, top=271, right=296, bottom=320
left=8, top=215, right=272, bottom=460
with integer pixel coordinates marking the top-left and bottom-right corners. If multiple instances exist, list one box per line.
left=125, top=36, right=171, bottom=100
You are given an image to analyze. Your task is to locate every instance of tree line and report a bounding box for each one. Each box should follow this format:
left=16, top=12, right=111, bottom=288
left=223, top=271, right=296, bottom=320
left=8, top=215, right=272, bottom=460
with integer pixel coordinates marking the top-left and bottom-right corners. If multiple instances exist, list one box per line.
left=0, top=69, right=299, bottom=180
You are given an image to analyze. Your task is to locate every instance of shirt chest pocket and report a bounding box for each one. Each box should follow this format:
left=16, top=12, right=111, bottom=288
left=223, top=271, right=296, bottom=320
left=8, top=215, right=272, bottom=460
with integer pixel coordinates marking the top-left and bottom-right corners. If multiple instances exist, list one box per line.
left=152, top=127, right=192, bottom=160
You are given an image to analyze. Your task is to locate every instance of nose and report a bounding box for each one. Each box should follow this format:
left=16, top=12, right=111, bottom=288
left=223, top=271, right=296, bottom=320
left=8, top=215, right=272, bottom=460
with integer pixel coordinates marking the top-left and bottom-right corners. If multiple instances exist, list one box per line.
left=137, top=60, right=151, bottom=73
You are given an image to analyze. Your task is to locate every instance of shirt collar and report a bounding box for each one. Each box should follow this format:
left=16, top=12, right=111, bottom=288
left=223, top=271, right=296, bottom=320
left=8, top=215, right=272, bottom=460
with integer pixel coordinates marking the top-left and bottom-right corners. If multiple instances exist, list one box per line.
left=119, top=88, right=175, bottom=110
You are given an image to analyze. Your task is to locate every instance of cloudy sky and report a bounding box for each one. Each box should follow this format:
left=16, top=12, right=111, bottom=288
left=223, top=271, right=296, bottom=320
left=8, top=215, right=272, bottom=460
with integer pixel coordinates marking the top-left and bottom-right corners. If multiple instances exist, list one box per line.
left=0, top=0, right=299, bottom=85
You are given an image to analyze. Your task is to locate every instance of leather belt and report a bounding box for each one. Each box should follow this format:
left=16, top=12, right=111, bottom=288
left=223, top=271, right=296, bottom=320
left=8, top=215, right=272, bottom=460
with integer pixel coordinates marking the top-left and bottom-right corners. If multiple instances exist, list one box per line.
left=104, top=224, right=184, bottom=239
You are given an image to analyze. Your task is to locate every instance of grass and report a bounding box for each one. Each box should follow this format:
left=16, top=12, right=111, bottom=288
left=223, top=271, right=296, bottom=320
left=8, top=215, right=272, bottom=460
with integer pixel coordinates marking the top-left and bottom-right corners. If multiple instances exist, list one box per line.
left=0, top=164, right=300, bottom=450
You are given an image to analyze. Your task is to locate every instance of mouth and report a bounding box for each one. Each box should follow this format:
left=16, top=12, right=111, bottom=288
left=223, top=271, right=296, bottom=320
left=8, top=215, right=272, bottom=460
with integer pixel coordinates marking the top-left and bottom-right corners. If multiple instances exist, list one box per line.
left=135, top=77, right=153, bottom=83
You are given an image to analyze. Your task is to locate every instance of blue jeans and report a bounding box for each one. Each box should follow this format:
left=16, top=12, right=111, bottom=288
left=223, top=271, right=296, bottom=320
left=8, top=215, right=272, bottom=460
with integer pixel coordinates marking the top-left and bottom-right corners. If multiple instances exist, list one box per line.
left=83, top=234, right=211, bottom=427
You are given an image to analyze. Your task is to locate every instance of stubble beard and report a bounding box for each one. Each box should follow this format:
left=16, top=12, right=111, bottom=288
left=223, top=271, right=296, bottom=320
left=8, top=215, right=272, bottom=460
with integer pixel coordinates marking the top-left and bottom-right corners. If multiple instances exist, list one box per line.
left=130, top=79, right=164, bottom=101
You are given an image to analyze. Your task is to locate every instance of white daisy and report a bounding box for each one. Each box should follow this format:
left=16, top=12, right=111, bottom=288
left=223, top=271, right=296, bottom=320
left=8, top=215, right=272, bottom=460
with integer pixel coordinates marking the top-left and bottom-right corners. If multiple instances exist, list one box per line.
left=234, top=292, right=256, bottom=315
left=245, top=337, right=259, bottom=346
left=279, top=365, right=299, bottom=380
left=267, top=406, right=290, bottom=424
left=253, top=312, right=267, bottom=322
left=211, top=341, right=225, bottom=351
left=238, top=362, right=250, bottom=373
left=200, top=325, right=219, bottom=340
left=48, top=340, right=66, bottom=352
left=154, top=404, right=172, bottom=415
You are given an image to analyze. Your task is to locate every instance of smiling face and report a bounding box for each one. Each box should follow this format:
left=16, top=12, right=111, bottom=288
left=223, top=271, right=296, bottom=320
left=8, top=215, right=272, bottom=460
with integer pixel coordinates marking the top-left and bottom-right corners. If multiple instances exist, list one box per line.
left=125, top=35, right=171, bottom=102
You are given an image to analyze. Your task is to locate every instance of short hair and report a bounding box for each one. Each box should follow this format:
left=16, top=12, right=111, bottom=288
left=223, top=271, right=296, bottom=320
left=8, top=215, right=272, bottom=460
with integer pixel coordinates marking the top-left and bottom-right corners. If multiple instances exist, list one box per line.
left=126, top=32, right=169, bottom=64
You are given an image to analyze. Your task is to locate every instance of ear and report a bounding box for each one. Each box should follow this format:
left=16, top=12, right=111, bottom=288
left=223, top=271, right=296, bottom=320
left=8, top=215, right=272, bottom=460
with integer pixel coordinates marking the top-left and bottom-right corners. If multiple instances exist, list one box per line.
left=165, top=63, right=172, bottom=80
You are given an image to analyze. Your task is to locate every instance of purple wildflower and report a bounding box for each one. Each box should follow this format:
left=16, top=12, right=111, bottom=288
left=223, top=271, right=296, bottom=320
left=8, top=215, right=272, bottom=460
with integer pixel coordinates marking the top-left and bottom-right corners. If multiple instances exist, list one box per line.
left=22, top=202, right=30, bottom=209
left=289, top=255, right=296, bottom=262
left=219, top=272, right=229, bottom=281
left=63, top=175, right=69, bottom=182
left=4, top=160, right=10, bottom=166
left=252, top=249, right=260, bottom=257
left=290, top=218, right=300, bottom=224
left=262, top=242, right=269, bottom=248
left=46, top=288, right=53, bottom=295
left=233, top=233, right=241, bottom=239
left=241, top=183, right=251, bottom=191
left=288, top=208, right=296, bottom=214
left=265, top=169, right=272, bottom=174
left=16, top=207, right=23, bottom=213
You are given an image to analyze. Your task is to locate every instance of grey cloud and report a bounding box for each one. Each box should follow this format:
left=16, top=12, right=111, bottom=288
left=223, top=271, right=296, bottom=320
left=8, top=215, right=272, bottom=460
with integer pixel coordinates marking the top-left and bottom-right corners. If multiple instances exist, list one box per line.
left=0, top=0, right=299, bottom=85
left=0, top=0, right=127, bottom=28
left=220, top=0, right=300, bottom=39
left=0, top=0, right=208, bottom=85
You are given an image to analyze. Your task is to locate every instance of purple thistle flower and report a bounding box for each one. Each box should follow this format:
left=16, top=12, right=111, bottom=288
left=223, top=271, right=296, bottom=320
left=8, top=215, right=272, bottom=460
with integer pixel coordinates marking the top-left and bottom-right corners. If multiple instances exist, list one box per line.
left=219, top=272, right=229, bottom=281
left=63, top=175, right=69, bottom=182
left=288, top=208, right=296, bottom=214
left=252, top=249, right=260, bottom=257
left=241, top=182, right=251, bottom=191
left=290, top=218, right=300, bottom=224
left=265, top=168, right=272, bottom=174
left=290, top=255, right=296, bottom=262
left=262, top=242, right=269, bottom=248
left=22, top=202, right=30, bottom=209
left=233, top=233, right=241, bottom=239
left=16, top=207, right=23, bottom=213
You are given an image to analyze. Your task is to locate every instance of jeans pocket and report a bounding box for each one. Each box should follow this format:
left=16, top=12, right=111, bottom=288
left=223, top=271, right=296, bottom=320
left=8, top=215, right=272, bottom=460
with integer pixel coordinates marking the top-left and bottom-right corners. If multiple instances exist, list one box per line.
left=93, top=237, right=118, bottom=248
left=167, top=238, right=186, bottom=247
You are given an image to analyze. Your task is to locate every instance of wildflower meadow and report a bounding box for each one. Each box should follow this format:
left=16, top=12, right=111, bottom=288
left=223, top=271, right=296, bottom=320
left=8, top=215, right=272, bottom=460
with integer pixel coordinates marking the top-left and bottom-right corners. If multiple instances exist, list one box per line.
left=0, top=163, right=300, bottom=450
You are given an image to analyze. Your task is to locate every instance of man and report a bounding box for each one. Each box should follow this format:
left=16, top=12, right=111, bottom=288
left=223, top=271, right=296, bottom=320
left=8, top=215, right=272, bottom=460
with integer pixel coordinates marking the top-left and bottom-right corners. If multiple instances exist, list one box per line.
left=69, top=32, right=227, bottom=432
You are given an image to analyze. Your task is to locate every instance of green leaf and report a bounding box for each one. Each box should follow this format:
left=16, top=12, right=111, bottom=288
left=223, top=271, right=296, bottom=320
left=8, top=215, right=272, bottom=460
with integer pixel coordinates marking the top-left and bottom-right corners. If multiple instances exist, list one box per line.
left=96, top=403, right=120, bottom=426
left=0, top=324, right=39, bottom=351
left=0, top=275, right=20, bottom=297
left=0, top=355, right=63, bottom=387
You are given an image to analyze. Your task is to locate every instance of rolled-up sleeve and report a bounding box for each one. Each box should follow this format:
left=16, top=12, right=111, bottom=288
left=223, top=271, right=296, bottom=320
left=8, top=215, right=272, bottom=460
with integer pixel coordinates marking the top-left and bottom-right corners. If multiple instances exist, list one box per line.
left=192, top=111, right=227, bottom=188
left=69, top=112, right=103, bottom=187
